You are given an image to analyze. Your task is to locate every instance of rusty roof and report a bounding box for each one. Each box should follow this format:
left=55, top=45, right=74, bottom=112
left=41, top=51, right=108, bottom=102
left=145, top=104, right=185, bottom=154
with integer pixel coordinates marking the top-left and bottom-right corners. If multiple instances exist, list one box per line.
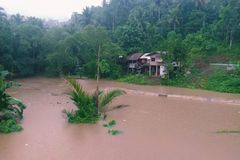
left=127, top=53, right=143, bottom=61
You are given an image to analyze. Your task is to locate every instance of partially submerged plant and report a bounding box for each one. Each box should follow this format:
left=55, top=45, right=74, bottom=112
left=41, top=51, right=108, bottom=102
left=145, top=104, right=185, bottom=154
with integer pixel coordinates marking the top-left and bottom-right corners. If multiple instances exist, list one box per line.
left=103, top=120, right=122, bottom=135
left=0, top=71, right=26, bottom=133
left=64, top=78, right=126, bottom=124
left=216, top=129, right=240, bottom=134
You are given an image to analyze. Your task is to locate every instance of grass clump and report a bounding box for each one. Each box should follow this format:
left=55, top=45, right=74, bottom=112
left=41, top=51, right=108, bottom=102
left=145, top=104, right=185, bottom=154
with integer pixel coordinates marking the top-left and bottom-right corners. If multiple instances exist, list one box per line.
left=216, top=130, right=240, bottom=134
left=64, top=78, right=126, bottom=124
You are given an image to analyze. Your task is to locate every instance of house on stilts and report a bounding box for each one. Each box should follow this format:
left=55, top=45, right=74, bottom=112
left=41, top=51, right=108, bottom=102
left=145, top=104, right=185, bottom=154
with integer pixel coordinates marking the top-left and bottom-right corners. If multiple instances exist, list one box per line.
left=127, top=51, right=168, bottom=78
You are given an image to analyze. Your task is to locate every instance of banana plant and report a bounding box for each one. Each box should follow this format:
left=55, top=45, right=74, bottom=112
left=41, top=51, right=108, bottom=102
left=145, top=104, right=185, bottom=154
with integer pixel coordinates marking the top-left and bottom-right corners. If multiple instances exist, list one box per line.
left=0, top=71, right=26, bottom=121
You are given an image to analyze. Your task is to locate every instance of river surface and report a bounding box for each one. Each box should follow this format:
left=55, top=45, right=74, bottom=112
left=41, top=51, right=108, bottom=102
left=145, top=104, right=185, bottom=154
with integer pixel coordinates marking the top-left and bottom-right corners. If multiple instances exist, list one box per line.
left=0, top=77, right=240, bottom=160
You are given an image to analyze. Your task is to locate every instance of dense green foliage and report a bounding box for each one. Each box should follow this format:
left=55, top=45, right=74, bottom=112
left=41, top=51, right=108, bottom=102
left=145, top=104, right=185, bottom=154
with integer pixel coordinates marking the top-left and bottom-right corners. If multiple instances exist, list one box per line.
left=0, top=0, right=239, bottom=93
left=64, top=78, right=125, bottom=123
left=0, top=70, right=26, bottom=133
left=202, top=69, right=240, bottom=93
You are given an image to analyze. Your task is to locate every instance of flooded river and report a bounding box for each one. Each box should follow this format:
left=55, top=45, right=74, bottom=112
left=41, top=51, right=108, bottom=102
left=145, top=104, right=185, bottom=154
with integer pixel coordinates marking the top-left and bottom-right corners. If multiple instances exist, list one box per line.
left=0, top=77, right=240, bottom=160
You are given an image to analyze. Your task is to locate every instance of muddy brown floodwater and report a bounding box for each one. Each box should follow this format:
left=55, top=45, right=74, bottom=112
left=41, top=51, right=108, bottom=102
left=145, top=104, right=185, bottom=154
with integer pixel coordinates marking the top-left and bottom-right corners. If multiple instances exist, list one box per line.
left=0, top=77, right=240, bottom=160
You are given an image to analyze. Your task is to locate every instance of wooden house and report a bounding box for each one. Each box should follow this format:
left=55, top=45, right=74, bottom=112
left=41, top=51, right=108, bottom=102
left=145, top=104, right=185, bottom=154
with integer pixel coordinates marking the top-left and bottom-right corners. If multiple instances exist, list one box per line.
left=127, top=51, right=167, bottom=78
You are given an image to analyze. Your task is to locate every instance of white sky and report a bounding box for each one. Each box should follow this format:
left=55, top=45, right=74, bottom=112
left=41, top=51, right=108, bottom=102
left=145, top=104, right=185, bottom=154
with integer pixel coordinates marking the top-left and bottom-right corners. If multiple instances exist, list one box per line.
left=0, top=0, right=102, bottom=21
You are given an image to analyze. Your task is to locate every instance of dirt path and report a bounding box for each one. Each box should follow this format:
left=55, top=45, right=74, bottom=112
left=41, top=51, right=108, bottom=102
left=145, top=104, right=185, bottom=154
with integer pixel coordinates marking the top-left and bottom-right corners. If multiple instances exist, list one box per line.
left=0, top=77, right=240, bottom=160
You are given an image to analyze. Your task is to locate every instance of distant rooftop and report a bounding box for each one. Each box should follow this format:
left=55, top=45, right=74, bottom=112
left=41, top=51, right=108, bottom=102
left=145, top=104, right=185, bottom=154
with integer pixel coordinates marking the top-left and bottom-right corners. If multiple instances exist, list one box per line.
left=127, top=53, right=143, bottom=61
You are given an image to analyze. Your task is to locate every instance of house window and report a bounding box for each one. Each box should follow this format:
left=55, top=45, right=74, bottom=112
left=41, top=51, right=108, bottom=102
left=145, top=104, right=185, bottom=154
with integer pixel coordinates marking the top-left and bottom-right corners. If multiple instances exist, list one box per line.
left=151, top=58, right=155, bottom=62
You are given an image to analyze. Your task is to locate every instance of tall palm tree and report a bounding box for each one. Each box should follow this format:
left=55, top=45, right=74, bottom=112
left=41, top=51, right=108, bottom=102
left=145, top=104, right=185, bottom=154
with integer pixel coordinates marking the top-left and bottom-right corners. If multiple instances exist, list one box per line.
left=81, top=7, right=93, bottom=26
left=168, top=3, right=181, bottom=31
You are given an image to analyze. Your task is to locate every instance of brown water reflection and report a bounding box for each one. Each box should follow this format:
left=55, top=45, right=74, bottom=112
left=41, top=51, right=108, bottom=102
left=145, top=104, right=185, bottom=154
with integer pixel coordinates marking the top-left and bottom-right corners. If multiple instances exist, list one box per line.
left=0, top=77, right=240, bottom=160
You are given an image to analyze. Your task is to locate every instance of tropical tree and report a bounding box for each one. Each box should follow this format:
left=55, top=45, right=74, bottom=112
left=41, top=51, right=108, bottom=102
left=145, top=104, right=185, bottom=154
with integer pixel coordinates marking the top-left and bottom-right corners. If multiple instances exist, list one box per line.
left=216, top=0, right=240, bottom=48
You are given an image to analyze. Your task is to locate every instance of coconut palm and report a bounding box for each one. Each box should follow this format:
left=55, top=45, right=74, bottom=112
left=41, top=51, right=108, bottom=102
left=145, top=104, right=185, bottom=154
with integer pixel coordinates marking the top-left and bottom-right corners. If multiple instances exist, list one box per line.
left=64, top=78, right=126, bottom=123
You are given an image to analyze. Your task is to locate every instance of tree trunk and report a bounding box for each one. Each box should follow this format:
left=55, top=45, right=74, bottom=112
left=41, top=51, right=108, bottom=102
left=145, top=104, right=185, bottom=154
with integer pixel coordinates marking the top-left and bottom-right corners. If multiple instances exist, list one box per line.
left=112, top=16, right=115, bottom=32
left=202, top=14, right=206, bottom=29
left=158, top=7, right=161, bottom=21
left=226, top=25, right=229, bottom=43
left=229, top=30, right=233, bottom=49
left=96, top=45, right=101, bottom=113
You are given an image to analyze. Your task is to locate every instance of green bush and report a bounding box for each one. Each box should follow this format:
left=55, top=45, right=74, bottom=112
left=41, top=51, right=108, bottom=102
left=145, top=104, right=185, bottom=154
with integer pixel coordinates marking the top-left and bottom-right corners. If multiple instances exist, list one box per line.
left=0, top=119, right=23, bottom=133
left=202, top=71, right=240, bottom=93
left=161, top=70, right=201, bottom=89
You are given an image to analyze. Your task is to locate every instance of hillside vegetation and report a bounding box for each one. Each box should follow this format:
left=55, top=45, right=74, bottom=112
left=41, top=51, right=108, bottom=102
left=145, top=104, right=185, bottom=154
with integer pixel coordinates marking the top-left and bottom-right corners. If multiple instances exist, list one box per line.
left=0, top=0, right=239, bottom=93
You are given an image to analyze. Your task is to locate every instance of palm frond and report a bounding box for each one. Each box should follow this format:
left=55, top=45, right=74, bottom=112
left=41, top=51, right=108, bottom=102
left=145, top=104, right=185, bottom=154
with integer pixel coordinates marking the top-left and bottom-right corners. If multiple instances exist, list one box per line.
left=99, top=89, right=126, bottom=110
left=66, top=78, right=86, bottom=95
left=66, top=78, right=92, bottom=108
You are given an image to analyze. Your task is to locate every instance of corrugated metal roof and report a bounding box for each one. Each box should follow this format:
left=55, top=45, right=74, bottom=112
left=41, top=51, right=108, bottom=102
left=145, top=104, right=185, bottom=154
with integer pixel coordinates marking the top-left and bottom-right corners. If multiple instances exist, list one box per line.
left=127, top=51, right=167, bottom=61
left=140, top=53, right=151, bottom=59
left=127, top=53, right=143, bottom=61
left=140, top=52, right=161, bottom=59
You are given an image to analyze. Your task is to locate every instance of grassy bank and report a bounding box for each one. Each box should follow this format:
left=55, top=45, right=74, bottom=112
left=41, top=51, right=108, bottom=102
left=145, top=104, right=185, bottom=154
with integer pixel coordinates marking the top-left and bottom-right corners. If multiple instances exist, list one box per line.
left=118, top=69, right=240, bottom=94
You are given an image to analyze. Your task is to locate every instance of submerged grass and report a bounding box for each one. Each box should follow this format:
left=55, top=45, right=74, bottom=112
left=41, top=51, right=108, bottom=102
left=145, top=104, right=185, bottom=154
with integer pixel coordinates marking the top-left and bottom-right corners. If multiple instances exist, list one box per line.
left=216, top=130, right=240, bottom=134
left=103, top=120, right=122, bottom=135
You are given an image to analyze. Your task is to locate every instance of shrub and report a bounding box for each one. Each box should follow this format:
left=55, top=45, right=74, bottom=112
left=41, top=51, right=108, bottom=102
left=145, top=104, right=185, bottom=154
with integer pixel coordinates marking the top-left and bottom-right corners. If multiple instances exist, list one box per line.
left=202, top=71, right=240, bottom=93
left=0, top=71, right=26, bottom=133
left=0, top=119, right=23, bottom=133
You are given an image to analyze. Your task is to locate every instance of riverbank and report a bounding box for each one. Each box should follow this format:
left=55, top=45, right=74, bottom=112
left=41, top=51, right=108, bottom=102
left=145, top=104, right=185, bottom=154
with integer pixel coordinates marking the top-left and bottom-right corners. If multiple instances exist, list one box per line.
left=1, top=77, right=240, bottom=160
left=118, top=69, right=240, bottom=94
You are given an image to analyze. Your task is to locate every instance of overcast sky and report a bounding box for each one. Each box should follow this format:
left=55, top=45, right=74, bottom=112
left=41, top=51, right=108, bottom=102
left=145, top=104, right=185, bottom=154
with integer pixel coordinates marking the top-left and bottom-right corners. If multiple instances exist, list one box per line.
left=0, top=0, right=102, bottom=21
